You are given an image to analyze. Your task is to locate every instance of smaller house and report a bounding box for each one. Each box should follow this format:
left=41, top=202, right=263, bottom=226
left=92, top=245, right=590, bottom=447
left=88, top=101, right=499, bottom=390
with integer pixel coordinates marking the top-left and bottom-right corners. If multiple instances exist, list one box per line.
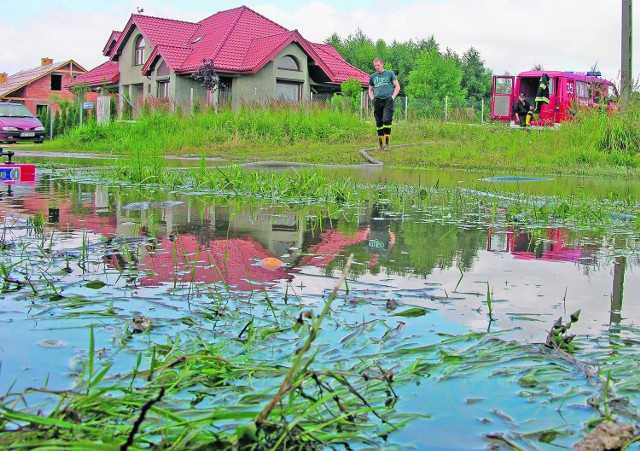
left=0, top=58, right=87, bottom=117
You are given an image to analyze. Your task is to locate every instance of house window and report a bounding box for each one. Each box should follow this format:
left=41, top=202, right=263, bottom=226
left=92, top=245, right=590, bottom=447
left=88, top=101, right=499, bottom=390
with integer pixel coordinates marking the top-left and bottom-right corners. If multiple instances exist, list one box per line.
left=134, top=35, right=145, bottom=66
left=158, top=80, right=170, bottom=98
left=278, top=55, right=300, bottom=71
left=276, top=81, right=301, bottom=102
left=51, top=74, right=62, bottom=91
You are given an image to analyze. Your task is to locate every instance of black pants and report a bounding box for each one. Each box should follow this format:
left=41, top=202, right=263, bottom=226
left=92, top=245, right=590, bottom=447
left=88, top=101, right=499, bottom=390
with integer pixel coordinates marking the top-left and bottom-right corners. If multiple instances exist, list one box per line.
left=374, top=97, right=394, bottom=135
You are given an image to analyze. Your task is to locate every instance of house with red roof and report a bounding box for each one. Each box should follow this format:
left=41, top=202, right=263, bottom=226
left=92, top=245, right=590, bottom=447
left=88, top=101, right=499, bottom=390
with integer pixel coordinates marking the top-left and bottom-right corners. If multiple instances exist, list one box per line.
left=0, top=58, right=87, bottom=117
left=71, top=5, right=369, bottom=114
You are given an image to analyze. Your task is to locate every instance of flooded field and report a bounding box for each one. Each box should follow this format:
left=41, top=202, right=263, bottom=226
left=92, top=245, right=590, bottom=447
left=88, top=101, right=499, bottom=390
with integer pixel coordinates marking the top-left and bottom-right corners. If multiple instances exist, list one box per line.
left=1, top=165, right=640, bottom=449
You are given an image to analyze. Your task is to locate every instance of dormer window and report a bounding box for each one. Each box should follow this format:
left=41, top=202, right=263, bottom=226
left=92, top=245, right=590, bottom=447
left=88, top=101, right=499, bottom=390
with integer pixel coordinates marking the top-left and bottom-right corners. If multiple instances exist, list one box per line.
left=134, top=35, right=145, bottom=66
left=278, top=55, right=300, bottom=71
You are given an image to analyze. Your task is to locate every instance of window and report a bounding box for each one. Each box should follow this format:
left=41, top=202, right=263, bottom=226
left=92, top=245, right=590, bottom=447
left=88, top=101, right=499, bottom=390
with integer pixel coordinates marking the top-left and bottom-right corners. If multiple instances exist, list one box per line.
left=278, top=55, right=300, bottom=71
left=276, top=81, right=301, bottom=102
left=134, top=35, right=145, bottom=66
left=50, top=74, right=62, bottom=91
left=158, top=81, right=169, bottom=98
left=576, top=81, right=589, bottom=99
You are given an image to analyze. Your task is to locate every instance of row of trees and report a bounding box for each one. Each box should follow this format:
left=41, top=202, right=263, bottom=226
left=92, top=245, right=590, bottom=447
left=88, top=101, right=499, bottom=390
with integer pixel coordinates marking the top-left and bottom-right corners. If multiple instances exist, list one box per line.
left=325, top=30, right=494, bottom=104
left=38, top=98, right=92, bottom=139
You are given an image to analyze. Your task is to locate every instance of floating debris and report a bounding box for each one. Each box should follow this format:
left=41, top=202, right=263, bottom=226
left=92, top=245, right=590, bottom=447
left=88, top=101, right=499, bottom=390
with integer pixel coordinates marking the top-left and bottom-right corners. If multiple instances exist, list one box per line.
left=121, top=201, right=183, bottom=211
left=38, top=339, right=68, bottom=348
left=255, top=257, right=285, bottom=270
left=130, top=316, right=153, bottom=333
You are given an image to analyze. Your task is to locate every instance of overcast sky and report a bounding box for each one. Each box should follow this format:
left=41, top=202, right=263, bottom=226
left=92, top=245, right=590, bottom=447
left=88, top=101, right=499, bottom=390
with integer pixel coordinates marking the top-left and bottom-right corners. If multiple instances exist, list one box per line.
left=1, top=0, right=637, bottom=85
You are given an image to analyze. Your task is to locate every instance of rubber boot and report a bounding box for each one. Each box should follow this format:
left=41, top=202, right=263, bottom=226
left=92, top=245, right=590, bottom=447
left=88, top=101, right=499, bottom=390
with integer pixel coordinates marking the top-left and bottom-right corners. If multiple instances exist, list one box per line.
left=384, top=135, right=390, bottom=150
left=525, top=113, right=531, bottom=126
left=378, top=136, right=384, bottom=150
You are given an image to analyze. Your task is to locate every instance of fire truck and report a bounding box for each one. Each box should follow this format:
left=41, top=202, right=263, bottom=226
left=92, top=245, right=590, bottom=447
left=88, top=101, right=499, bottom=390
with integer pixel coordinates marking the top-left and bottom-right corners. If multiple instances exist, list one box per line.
left=491, top=70, right=618, bottom=127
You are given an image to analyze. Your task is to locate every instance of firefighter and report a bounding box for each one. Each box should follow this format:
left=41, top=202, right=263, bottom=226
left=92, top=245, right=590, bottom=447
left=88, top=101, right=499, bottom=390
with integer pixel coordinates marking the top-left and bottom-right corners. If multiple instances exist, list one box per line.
left=513, top=93, right=532, bottom=127
left=368, top=58, right=401, bottom=150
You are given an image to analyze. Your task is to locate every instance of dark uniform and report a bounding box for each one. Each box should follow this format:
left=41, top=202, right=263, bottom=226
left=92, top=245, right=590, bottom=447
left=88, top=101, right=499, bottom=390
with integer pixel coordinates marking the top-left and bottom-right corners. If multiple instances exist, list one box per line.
left=534, top=73, right=550, bottom=113
left=513, top=96, right=531, bottom=127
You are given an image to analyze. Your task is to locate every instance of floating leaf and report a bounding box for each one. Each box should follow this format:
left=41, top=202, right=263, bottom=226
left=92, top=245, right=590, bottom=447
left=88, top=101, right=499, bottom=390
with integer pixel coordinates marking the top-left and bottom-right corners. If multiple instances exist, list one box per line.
left=85, top=280, right=107, bottom=289
left=539, top=430, right=560, bottom=443
left=392, top=307, right=429, bottom=317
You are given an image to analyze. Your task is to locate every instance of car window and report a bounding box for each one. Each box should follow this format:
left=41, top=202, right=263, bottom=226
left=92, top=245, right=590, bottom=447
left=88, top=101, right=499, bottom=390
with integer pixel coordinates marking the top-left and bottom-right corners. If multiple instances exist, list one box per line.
left=0, top=104, right=34, bottom=118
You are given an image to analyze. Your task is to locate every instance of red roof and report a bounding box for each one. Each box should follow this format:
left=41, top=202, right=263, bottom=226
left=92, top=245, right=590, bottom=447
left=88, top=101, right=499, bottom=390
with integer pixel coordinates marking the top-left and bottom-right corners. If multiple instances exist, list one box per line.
left=135, top=234, right=292, bottom=291
left=102, top=31, right=123, bottom=57
left=68, top=61, right=119, bottom=87
left=0, top=60, right=87, bottom=97
left=298, top=229, right=370, bottom=267
left=103, top=5, right=367, bottom=84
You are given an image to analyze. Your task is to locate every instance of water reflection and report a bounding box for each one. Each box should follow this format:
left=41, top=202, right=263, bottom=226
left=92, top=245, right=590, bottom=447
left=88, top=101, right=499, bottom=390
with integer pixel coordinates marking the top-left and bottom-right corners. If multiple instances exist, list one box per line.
left=1, top=175, right=639, bottom=336
left=487, top=226, right=586, bottom=263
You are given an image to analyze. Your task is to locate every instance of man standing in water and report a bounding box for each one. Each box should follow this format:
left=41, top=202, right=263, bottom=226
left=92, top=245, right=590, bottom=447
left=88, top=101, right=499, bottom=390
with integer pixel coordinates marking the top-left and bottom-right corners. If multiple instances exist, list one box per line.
left=368, top=58, right=401, bottom=150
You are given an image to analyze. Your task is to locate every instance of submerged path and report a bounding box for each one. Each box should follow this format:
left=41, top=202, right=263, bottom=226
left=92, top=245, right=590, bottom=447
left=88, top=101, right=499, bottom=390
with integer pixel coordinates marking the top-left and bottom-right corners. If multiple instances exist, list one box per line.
left=9, top=142, right=441, bottom=170
left=235, top=142, right=439, bottom=169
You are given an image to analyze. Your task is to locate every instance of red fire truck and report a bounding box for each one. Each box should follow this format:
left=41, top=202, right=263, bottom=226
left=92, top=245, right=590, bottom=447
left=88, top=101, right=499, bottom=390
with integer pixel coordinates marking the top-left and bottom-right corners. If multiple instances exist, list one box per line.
left=491, top=70, right=618, bottom=127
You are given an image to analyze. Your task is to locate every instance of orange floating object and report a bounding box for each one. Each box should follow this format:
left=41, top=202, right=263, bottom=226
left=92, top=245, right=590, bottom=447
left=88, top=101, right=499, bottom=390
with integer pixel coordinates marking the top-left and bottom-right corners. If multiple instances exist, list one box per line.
left=257, top=257, right=284, bottom=270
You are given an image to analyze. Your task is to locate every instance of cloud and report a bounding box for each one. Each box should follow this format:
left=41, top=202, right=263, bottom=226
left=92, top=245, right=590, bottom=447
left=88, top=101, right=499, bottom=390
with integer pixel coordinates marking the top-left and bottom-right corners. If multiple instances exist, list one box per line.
left=1, top=0, right=636, bottom=83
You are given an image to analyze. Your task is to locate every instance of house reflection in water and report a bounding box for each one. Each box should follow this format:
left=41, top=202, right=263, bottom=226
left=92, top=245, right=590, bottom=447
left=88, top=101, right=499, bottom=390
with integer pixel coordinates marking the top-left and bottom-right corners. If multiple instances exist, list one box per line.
left=109, top=200, right=317, bottom=291
left=487, top=227, right=584, bottom=262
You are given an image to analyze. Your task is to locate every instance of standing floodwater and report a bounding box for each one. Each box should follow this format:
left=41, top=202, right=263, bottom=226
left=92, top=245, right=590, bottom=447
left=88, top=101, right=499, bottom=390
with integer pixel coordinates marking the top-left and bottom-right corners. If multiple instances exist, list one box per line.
left=1, top=168, right=639, bottom=449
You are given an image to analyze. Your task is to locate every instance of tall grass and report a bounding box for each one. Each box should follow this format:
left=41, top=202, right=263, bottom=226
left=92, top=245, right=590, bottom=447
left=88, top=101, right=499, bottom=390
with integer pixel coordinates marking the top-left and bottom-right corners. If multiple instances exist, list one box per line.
left=54, top=103, right=368, bottom=153
left=47, top=100, right=640, bottom=176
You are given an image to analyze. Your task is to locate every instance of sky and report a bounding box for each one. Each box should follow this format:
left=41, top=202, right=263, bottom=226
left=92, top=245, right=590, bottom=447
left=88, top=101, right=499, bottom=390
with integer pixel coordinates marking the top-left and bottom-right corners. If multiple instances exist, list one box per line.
left=1, top=0, right=638, bottom=85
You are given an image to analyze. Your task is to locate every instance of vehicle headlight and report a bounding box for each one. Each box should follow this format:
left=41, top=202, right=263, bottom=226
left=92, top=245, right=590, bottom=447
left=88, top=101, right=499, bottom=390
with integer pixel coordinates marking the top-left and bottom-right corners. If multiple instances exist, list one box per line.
left=35, top=126, right=45, bottom=131
left=1, top=126, right=18, bottom=131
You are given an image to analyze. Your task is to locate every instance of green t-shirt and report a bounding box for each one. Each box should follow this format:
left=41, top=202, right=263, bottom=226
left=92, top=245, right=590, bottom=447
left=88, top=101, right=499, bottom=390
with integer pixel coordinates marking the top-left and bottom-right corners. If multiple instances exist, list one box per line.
left=369, top=70, right=397, bottom=99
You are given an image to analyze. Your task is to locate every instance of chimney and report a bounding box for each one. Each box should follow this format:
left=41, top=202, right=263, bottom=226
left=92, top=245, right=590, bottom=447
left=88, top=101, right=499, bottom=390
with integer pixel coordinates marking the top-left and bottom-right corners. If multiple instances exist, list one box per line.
left=0, top=73, right=7, bottom=84
left=41, top=57, right=53, bottom=66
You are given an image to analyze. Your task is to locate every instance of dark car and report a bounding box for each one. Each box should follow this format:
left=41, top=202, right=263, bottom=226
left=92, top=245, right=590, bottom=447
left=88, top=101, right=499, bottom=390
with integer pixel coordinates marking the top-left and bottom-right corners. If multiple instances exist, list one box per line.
left=0, top=102, right=45, bottom=143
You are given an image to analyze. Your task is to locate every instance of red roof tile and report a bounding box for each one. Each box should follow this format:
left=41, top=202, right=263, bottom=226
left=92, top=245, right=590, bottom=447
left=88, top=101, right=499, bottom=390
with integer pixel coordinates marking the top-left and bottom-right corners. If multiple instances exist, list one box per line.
left=143, top=45, right=192, bottom=74
left=102, top=31, right=122, bottom=57
left=68, top=61, right=119, bottom=87
left=309, top=43, right=369, bottom=84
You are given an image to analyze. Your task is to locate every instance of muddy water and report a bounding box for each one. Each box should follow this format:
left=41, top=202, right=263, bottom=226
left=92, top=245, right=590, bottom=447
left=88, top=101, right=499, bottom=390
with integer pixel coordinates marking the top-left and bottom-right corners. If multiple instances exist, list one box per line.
left=1, top=167, right=640, bottom=449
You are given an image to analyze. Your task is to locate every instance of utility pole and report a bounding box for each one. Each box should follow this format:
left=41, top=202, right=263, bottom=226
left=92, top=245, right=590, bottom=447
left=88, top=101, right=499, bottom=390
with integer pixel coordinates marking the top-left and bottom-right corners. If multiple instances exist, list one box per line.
left=621, top=0, right=633, bottom=105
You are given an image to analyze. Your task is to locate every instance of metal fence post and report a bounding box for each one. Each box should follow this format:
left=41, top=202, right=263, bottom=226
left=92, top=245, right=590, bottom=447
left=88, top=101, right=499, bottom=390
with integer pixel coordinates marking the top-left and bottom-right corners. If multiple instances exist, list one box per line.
left=481, top=98, right=484, bottom=124
left=405, top=95, right=408, bottom=121
left=445, top=96, right=448, bottom=122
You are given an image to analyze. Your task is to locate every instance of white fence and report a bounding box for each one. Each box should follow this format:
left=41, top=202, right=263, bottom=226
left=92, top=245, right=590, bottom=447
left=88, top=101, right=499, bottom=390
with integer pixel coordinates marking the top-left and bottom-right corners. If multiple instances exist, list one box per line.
left=311, top=92, right=487, bottom=124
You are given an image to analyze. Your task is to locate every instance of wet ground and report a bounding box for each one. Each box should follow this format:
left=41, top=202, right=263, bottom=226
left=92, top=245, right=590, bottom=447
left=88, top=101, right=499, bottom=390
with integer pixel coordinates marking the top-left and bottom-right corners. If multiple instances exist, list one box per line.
left=1, top=162, right=640, bottom=448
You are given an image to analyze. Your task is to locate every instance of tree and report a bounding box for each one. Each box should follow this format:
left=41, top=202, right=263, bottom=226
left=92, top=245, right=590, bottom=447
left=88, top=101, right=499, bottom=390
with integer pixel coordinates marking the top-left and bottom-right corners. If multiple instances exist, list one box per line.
left=417, top=35, right=440, bottom=53
left=192, top=58, right=223, bottom=106
left=387, top=40, right=425, bottom=94
left=461, top=47, right=493, bottom=100
left=324, top=28, right=377, bottom=74
left=406, top=49, right=466, bottom=101
left=338, top=77, right=363, bottom=111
